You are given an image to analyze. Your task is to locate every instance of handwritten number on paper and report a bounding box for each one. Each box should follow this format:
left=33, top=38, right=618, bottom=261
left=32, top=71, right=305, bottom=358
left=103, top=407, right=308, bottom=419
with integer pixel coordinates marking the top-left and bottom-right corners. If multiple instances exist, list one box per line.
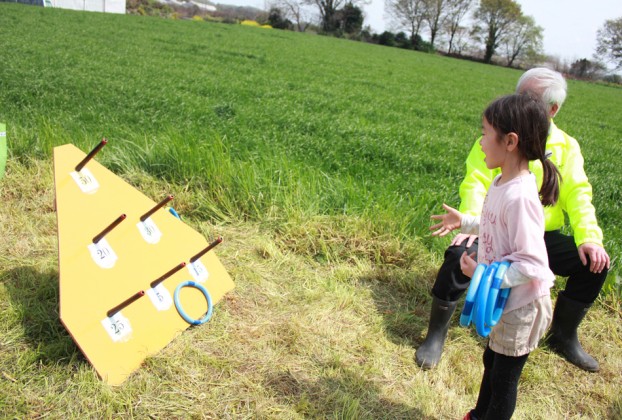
left=97, top=247, right=110, bottom=259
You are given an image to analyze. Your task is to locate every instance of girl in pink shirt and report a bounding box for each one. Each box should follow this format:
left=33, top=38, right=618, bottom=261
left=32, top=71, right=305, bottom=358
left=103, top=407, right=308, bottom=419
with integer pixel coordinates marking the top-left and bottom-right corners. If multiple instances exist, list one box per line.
left=430, top=94, right=561, bottom=420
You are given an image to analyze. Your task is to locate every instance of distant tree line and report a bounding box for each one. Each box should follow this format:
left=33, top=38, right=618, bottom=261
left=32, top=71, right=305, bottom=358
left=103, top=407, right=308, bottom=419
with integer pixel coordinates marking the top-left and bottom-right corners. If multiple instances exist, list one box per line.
left=127, top=0, right=622, bottom=83
left=265, top=0, right=546, bottom=68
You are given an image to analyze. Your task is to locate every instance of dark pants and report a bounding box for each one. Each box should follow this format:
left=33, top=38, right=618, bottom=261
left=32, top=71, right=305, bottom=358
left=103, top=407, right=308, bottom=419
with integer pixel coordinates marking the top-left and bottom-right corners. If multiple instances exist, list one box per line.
left=471, top=346, right=529, bottom=420
left=431, top=230, right=608, bottom=304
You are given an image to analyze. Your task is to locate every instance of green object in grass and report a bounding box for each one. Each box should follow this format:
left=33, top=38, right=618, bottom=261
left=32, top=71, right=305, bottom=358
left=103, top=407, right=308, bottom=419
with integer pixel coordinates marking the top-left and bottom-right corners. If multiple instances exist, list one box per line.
left=0, top=123, right=6, bottom=179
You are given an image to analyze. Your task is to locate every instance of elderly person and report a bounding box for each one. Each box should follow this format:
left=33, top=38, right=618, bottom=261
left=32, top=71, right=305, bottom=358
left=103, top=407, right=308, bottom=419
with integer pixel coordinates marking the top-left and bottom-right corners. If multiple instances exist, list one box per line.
left=415, top=68, right=610, bottom=372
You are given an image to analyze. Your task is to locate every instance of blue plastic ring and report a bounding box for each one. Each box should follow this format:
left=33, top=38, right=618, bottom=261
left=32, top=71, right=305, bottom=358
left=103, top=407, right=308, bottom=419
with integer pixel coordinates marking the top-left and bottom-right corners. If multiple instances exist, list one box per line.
left=169, top=207, right=181, bottom=219
left=174, top=280, right=213, bottom=325
left=485, top=261, right=511, bottom=327
left=475, top=263, right=497, bottom=337
left=460, top=263, right=486, bottom=327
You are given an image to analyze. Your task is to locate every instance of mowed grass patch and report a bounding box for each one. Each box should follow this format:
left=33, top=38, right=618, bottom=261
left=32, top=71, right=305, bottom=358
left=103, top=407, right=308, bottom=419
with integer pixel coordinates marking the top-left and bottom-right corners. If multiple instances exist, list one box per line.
left=1, top=159, right=621, bottom=418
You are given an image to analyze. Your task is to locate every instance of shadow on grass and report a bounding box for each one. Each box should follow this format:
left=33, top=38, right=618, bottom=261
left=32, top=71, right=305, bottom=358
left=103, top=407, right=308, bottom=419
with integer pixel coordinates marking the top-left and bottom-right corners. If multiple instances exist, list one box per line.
left=608, top=396, right=622, bottom=419
left=264, top=364, right=430, bottom=419
left=2, top=266, right=82, bottom=365
left=359, top=267, right=438, bottom=349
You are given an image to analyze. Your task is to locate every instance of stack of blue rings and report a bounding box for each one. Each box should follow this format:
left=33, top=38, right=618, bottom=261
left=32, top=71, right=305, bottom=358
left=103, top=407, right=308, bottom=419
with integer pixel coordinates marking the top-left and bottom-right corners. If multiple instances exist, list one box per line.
left=459, top=261, right=511, bottom=337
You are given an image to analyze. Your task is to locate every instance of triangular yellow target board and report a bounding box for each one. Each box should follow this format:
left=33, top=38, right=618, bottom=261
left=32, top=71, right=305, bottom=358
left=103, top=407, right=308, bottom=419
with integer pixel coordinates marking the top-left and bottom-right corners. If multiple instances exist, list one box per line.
left=53, top=143, right=235, bottom=385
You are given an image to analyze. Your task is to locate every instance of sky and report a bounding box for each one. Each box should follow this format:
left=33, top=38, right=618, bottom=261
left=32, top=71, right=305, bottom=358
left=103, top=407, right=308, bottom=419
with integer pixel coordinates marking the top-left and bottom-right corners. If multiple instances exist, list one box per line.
left=216, top=0, right=622, bottom=64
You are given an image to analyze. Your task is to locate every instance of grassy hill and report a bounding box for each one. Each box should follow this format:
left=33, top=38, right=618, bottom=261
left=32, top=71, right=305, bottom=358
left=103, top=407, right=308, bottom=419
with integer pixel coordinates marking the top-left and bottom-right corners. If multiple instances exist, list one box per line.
left=1, top=3, right=621, bottom=418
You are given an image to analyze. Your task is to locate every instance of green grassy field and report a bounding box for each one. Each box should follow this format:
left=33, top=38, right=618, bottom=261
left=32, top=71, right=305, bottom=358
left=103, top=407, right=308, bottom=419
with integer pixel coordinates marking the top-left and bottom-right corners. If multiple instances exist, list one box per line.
left=1, top=3, right=621, bottom=418
left=2, top=4, right=621, bottom=265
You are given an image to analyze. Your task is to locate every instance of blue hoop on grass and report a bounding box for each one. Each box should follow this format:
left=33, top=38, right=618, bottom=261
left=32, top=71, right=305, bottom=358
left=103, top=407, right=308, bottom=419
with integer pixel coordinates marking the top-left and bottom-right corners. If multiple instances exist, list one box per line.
left=174, top=281, right=213, bottom=325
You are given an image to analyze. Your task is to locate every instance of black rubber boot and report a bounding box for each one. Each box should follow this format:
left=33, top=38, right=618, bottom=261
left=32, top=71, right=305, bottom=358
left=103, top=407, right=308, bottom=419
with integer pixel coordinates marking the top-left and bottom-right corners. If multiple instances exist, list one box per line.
left=415, top=295, right=458, bottom=370
left=546, top=293, right=599, bottom=372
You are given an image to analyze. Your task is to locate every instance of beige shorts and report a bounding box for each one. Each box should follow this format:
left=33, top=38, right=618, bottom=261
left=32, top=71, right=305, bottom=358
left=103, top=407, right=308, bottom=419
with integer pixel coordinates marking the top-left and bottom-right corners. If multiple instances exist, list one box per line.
left=489, top=295, right=553, bottom=357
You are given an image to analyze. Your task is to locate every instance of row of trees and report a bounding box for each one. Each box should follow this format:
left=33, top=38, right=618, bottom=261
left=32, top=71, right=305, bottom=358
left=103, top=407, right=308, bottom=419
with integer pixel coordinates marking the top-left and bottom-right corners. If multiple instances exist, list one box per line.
left=267, top=0, right=545, bottom=67
left=266, top=0, right=622, bottom=75
left=267, top=0, right=364, bottom=33
left=134, top=0, right=621, bottom=78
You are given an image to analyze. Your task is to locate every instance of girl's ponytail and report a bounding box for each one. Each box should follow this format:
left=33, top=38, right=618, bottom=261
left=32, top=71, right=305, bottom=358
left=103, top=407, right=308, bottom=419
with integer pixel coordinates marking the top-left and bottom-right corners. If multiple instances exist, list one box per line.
left=540, top=156, right=561, bottom=206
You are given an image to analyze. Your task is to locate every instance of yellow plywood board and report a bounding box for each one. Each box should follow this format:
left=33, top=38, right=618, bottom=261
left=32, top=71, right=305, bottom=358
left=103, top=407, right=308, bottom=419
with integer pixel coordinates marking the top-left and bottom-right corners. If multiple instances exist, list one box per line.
left=53, top=144, right=235, bottom=385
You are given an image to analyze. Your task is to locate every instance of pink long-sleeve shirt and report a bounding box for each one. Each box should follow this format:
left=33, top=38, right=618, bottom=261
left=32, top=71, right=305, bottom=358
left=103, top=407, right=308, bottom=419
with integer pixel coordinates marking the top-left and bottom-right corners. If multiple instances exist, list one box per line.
left=461, top=173, right=555, bottom=313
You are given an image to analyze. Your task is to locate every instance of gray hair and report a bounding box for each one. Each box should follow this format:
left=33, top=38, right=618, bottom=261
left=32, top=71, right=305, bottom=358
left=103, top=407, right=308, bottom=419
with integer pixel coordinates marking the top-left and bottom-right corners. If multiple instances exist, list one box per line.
left=516, top=68, right=567, bottom=116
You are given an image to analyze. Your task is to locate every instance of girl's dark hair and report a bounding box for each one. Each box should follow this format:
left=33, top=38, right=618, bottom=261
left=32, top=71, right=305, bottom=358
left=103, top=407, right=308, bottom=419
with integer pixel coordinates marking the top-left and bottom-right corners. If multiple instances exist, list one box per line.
left=484, top=93, right=561, bottom=206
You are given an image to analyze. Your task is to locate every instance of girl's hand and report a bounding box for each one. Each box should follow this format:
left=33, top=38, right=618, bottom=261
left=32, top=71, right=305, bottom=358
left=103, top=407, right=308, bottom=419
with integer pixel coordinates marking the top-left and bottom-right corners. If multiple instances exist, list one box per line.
left=460, top=251, right=477, bottom=278
left=430, top=203, right=463, bottom=237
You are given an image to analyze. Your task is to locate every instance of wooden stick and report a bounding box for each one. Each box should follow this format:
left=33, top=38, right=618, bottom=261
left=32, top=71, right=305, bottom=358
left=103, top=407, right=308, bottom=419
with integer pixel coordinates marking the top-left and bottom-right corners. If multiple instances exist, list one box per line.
left=93, top=214, right=126, bottom=244
left=189, top=237, right=223, bottom=263
left=107, top=290, right=145, bottom=317
left=140, top=195, right=174, bottom=222
left=75, top=138, right=107, bottom=172
left=150, top=262, right=186, bottom=288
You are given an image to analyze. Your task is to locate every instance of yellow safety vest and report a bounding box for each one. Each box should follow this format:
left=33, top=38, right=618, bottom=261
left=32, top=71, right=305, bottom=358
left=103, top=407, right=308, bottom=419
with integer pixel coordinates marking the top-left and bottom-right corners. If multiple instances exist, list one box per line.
left=458, top=121, right=603, bottom=247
